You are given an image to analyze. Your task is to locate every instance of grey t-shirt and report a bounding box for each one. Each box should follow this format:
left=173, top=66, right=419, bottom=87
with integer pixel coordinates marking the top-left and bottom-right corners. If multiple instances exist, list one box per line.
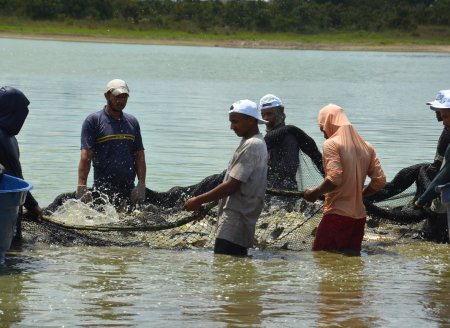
left=217, top=133, right=268, bottom=248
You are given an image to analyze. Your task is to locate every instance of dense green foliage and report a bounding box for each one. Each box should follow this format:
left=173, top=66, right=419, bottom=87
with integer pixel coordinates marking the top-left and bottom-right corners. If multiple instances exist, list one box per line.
left=0, top=0, right=449, bottom=33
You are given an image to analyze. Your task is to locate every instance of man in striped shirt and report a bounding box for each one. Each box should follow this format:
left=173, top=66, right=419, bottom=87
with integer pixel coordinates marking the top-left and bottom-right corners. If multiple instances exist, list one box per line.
left=76, top=79, right=146, bottom=207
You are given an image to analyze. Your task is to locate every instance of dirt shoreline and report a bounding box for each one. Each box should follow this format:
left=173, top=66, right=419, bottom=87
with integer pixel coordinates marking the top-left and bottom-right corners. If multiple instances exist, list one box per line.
left=2, top=31, right=450, bottom=52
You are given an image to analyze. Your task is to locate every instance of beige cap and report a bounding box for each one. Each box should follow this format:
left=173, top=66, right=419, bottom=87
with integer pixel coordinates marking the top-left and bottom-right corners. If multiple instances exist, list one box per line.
left=105, top=79, right=129, bottom=96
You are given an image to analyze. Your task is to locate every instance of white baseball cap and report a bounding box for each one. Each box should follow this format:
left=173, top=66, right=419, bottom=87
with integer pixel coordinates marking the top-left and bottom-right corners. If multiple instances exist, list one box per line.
left=105, top=79, right=130, bottom=96
left=258, top=94, right=284, bottom=111
left=431, top=94, right=450, bottom=110
left=229, top=99, right=268, bottom=124
left=427, top=89, right=450, bottom=109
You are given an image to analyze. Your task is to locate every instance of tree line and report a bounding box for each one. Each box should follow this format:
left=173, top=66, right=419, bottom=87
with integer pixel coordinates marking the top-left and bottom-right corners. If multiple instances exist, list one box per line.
left=1, top=0, right=449, bottom=33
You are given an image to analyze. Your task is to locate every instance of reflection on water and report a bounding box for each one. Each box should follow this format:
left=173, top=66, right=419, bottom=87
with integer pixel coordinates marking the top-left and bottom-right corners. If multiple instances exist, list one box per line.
left=209, top=256, right=264, bottom=327
left=314, top=252, right=378, bottom=327
left=0, top=246, right=449, bottom=326
left=423, top=261, right=450, bottom=327
left=71, top=252, right=141, bottom=325
left=0, top=258, right=29, bottom=327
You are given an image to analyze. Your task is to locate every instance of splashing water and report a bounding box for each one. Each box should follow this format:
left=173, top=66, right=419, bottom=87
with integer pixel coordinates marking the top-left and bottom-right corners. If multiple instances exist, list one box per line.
left=50, top=199, right=120, bottom=226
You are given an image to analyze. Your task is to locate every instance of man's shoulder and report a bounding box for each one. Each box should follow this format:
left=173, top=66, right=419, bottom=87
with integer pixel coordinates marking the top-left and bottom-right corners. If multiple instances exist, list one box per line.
left=266, top=124, right=306, bottom=143
left=241, top=134, right=268, bottom=158
left=122, top=112, right=139, bottom=123
left=84, top=109, right=105, bottom=122
left=246, top=133, right=266, bottom=146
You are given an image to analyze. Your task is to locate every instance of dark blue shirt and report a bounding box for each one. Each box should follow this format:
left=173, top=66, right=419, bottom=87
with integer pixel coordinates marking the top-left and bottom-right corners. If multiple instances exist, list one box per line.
left=0, top=86, right=38, bottom=210
left=81, top=107, right=144, bottom=191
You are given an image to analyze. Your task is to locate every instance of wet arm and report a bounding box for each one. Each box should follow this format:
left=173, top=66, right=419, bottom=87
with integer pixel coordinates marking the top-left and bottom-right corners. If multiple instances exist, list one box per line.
left=304, top=178, right=337, bottom=202
left=364, top=148, right=386, bottom=197
left=416, top=144, right=450, bottom=207
left=183, top=177, right=241, bottom=211
left=134, top=150, right=146, bottom=184
left=416, top=160, right=450, bottom=206
left=78, top=148, right=93, bottom=186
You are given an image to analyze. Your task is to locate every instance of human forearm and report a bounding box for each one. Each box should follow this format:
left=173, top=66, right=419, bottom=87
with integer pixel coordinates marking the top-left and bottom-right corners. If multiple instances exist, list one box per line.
left=362, top=185, right=379, bottom=197
left=134, top=150, right=146, bottom=184
left=78, top=161, right=91, bottom=185
left=77, top=149, right=92, bottom=185
left=130, top=151, right=147, bottom=203
left=416, top=162, right=450, bottom=206
left=183, top=177, right=241, bottom=211
left=24, top=191, right=38, bottom=210
left=196, top=179, right=240, bottom=203
left=304, top=178, right=337, bottom=202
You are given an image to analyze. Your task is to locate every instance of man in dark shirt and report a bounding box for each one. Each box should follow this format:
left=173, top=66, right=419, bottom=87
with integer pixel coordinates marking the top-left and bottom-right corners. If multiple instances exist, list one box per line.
left=258, top=94, right=323, bottom=191
left=366, top=89, right=450, bottom=204
left=0, top=86, right=43, bottom=238
left=76, top=79, right=147, bottom=207
left=413, top=90, right=450, bottom=243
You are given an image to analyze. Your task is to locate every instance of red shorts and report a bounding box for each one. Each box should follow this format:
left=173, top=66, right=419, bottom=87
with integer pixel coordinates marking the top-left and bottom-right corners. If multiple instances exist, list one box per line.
left=312, top=214, right=366, bottom=254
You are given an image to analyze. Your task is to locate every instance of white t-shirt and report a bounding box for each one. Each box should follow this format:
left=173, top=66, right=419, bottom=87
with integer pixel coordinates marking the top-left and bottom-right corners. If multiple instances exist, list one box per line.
left=217, top=133, right=268, bottom=248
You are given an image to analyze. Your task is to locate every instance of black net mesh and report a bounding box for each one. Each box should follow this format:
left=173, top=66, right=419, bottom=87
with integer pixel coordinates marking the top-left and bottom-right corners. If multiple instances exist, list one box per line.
left=25, top=129, right=448, bottom=250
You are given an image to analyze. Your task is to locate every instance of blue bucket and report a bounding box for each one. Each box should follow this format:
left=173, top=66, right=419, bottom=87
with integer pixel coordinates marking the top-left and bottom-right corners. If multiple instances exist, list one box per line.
left=0, top=173, right=33, bottom=263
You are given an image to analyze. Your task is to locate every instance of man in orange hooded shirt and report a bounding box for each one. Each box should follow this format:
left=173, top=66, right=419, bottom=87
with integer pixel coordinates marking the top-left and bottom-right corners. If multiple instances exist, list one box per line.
left=304, top=104, right=386, bottom=255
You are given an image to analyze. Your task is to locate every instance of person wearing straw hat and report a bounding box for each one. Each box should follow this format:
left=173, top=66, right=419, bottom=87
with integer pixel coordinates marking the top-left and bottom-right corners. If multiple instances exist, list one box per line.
left=414, top=93, right=450, bottom=243
left=183, top=99, right=268, bottom=256
left=76, top=79, right=147, bottom=208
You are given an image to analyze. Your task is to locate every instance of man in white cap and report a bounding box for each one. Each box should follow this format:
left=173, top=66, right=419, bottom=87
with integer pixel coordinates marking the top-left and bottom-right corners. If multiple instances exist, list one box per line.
left=76, top=79, right=147, bottom=207
left=259, top=94, right=323, bottom=191
left=183, top=99, right=268, bottom=256
left=414, top=92, right=450, bottom=243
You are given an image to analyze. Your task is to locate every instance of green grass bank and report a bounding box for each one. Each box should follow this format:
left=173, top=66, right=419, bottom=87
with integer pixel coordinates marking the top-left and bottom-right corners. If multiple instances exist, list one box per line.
left=1, top=18, right=450, bottom=52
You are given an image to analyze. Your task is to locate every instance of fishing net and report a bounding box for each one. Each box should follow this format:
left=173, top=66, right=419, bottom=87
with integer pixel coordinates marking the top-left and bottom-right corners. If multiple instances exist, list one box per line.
left=22, top=128, right=447, bottom=251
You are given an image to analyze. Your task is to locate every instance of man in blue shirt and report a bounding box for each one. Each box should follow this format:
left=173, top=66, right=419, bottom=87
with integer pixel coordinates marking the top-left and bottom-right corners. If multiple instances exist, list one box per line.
left=76, top=79, right=147, bottom=207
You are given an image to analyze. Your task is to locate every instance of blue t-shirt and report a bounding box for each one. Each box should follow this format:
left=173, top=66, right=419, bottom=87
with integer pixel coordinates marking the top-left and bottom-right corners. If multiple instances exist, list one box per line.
left=81, top=107, right=144, bottom=191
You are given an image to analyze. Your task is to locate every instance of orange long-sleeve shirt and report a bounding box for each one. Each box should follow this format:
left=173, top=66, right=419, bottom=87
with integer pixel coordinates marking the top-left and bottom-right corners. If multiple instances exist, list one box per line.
left=319, top=104, right=386, bottom=218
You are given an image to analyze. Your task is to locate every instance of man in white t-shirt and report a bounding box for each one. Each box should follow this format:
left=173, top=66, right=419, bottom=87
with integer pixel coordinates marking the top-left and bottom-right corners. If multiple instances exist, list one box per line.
left=183, top=99, right=268, bottom=256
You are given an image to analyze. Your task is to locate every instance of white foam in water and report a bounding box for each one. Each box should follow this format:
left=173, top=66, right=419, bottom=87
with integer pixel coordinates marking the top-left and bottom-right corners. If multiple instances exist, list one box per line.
left=50, top=199, right=120, bottom=226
